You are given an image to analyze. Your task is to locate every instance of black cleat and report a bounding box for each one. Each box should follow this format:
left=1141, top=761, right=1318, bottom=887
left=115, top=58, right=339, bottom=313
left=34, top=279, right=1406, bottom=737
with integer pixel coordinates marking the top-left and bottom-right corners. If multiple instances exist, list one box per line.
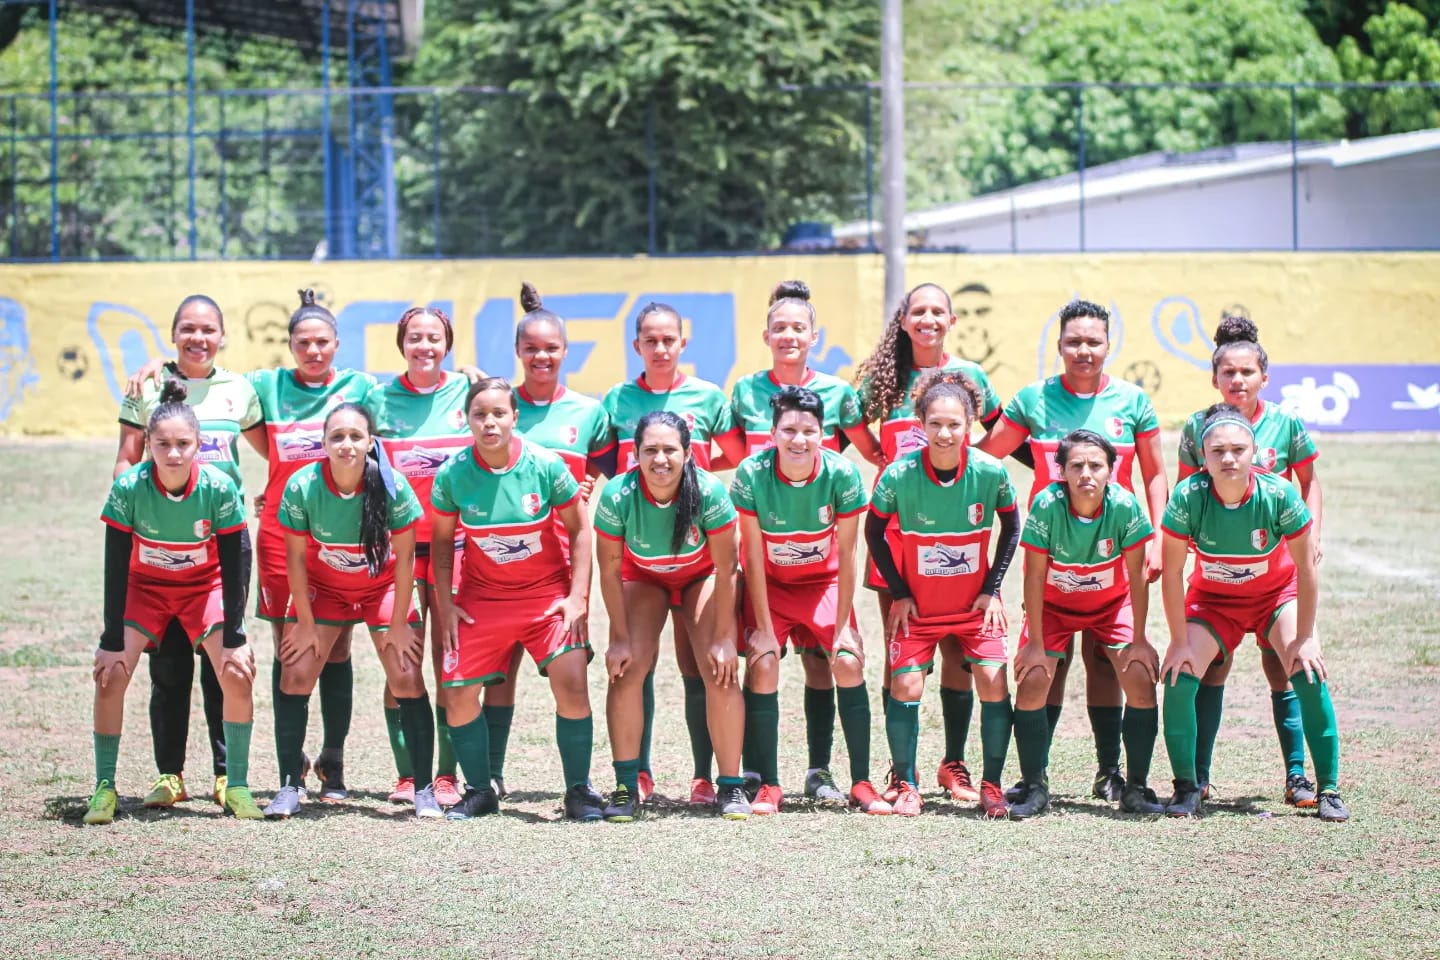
left=1004, top=778, right=1028, bottom=804
left=1317, top=791, right=1350, bottom=823
left=1008, top=781, right=1051, bottom=820
left=313, top=749, right=348, bottom=801
left=490, top=775, right=509, bottom=800
left=716, top=782, right=752, bottom=820
left=444, top=786, right=499, bottom=820
left=603, top=784, right=638, bottom=823
left=1091, top=766, right=1125, bottom=802
left=1119, top=782, right=1166, bottom=815
left=1285, top=774, right=1318, bottom=809
left=563, top=783, right=605, bottom=822
left=1165, top=779, right=1204, bottom=818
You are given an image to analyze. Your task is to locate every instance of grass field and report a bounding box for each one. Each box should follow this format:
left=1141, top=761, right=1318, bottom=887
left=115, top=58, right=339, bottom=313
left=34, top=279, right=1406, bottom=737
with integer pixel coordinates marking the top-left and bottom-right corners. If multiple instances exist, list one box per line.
left=1, top=436, right=1438, bottom=959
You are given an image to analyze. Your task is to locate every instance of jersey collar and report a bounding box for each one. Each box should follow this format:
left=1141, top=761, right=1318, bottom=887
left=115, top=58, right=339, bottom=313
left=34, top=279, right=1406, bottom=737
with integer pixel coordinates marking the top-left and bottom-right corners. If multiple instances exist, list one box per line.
left=772, top=449, right=822, bottom=487
left=289, top=368, right=338, bottom=389
left=321, top=459, right=361, bottom=499
left=766, top=368, right=817, bottom=389
left=473, top=435, right=524, bottom=473
left=1060, top=373, right=1109, bottom=398
left=151, top=461, right=200, bottom=500
left=1248, top=398, right=1268, bottom=424
left=398, top=371, right=447, bottom=395
left=518, top=383, right=566, bottom=406
left=1067, top=485, right=1107, bottom=521
left=166, top=360, right=217, bottom=381
left=638, top=469, right=681, bottom=508
left=914, top=353, right=952, bottom=371
left=1208, top=469, right=1258, bottom=507
left=921, top=445, right=967, bottom=486
left=638, top=371, right=686, bottom=393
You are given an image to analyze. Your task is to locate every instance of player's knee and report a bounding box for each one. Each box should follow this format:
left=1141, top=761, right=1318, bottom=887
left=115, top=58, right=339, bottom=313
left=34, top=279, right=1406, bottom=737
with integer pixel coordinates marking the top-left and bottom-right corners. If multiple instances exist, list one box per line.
left=831, top=655, right=863, bottom=687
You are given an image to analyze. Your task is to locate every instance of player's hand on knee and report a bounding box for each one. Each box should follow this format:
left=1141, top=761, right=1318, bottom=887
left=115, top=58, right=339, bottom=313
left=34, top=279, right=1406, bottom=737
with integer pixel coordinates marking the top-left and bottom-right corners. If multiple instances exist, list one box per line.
left=746, top=627, right=780, bottom=664
left=606, top=636, right=632, bottom=683
left=92, top=650, right=131, bottom=688
left=1288, top=636, right=1327, bottom=683
left=833, top=626, right=864, bottom=666
left=708, top=641, right=738, bottom=688
left=281, top=622, right=322, bottom=666
left=1013, top=640, right=1053, bottom=686
left=544, top=594, right=588, bottom=642
left=1160, top=642, right=1199, bottom=686
left=1123, top=637, right=1160, bottom=685
left=221, top=644, right=256, bottom=684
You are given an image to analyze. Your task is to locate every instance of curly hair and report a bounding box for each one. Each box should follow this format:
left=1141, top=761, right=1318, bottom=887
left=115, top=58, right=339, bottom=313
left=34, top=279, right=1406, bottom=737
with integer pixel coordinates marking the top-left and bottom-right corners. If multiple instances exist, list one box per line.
left=855, top=282, right=950, bottom=423
left=1211, top=313, right=1267, bottom=374
left=911, top=368, right=982, bottom=424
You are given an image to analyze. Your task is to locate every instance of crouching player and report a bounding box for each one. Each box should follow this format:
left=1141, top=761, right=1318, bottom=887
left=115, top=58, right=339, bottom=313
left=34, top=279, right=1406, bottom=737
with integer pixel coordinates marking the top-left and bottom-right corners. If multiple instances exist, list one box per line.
left=731, top=386, right=891, bottom=815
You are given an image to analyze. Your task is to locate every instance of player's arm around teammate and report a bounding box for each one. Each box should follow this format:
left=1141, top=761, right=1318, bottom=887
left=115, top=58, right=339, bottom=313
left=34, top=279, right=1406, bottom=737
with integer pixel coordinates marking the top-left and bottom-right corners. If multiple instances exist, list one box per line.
left=86, top=381, right=261, bottom=824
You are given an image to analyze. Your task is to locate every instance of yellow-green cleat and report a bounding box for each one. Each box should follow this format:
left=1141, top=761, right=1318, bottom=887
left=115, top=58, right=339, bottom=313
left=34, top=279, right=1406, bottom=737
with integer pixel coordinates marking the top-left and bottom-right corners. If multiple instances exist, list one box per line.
left=212, top=774, right=228, bottom=806
left=224, top=785, right=265, bottom=820
left=83, top=781, right=118, bottom=825
left=143, top=773, right=188, bottom=808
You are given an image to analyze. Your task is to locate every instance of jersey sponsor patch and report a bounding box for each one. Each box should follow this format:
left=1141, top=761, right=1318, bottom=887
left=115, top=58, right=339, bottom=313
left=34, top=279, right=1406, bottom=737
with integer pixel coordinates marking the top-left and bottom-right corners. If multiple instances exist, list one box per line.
left=138, top=543, right=206, bottom=571
left=1048, top=566, right=1115, bottom=593
left=917, top=542, right=980, bottom=577
left=766, top=539, right=830, bottom=567
left=894, top=425, right=927, bottom=457
left=394, top=445, right=455, bottom=478
left=1199, top=557, right=1269, bottom=585
left=197, top=431, right=232, bottom=462
left=276, top=428, right=325, bottom=463
left=318, top=544, right=370, bottom=574
left=475, top=531, right=543, bottom=564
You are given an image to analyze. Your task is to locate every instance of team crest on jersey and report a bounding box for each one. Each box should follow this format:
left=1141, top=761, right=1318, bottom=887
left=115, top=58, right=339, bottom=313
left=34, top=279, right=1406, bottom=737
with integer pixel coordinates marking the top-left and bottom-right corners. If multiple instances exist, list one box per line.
left=818, top=505, right=833, bottom=524
left=1106, top=416, right=1125, bottom=440
left=967, top=503, right=984, bottom=525
left=448, top=407, right=467, bottom=430
left=562, top=426, right=580, bottom=446
left=918, top=543, right=979, bottom=577
left=477, top=531, right=542, bottom=564
left=1251, top=529, right=1269, bottom=550
left=889, top=640, right=902, bottom=664
left=319, top=545, right=370, bottom=574
left=684, top=524, right=701, bottom=548
left=683, top=412, right=697, bottom=431
left=1097, top=537, right=1114, bottom=558
left=1256, top=447, right=1278, bottom=472
left=522, top=493, right=543, bottom=516
left=193, top=519, right=212, bottom=539
left=443, top=648, right=460, bottom=674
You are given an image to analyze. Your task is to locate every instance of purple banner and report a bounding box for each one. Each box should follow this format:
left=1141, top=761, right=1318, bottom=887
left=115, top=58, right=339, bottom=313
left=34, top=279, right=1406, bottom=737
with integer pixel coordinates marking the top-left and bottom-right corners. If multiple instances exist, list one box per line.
left=1264, top=365, right=1440, bottom=432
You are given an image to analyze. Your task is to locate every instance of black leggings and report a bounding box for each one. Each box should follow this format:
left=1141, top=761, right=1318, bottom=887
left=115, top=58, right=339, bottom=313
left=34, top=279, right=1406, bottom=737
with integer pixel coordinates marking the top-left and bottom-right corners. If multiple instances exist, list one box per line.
left=149, top=622, right=226, bottom=777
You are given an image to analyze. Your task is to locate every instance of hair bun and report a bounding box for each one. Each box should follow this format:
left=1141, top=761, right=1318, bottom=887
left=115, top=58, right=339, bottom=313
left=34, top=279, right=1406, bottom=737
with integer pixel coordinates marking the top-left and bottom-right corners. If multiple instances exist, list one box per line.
left=158, top=376, right=189, bottom=405
left=769, top=280, right=811, bottom=305
left=298, top=288, right=317, bottom=308
left=1214, top=314, right=1260, bottom=347
left=519, top=281, right=544, bottom=314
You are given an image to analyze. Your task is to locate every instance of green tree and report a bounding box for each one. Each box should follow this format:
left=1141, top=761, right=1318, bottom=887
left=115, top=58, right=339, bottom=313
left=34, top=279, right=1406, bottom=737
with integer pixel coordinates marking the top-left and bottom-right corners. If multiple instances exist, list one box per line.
left=1335, top=3, right=1440, bottom=135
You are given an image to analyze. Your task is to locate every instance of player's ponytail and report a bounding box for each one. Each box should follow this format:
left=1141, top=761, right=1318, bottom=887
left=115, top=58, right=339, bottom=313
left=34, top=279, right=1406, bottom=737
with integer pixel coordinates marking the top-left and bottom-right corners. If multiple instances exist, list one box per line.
left=766, top=279, right=817, bottom=327
left=290, top=288, right=337, bottom=335
left=636, top=410, right=701, bottom=555
left=1211, top=308, right=1268, bottom=374
left=514, top=281, right=568, bottom=349
left=327, top=402, right=393, bottom=577
left=147, top=377, right=199, bottom=435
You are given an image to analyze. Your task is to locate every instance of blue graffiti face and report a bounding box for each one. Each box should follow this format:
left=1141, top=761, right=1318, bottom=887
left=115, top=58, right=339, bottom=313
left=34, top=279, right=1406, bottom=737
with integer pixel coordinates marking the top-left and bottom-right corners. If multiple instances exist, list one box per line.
left=0, top=298, right=39, bottom=422
left=87, top=303, right=175, bottom=404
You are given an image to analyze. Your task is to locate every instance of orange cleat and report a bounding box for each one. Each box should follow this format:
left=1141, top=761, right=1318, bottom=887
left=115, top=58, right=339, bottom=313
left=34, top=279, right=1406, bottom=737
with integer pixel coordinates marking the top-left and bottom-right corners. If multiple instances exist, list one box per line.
left=432, top=774, right=462, bottom=807
left=979, top=780, right=1010, bottom=819
left=387, top=777, right=416, bottom=804
left=689, top=777, right=717, bottom=806
left=848, top=780, right=893, bottom=815
left=637, top=770, right=655, bottom=803
left=938, top=759, right=981, bottom=802
left=752, top=784, right=784, bottom=815
left=892, top=782, right=923, bottom=817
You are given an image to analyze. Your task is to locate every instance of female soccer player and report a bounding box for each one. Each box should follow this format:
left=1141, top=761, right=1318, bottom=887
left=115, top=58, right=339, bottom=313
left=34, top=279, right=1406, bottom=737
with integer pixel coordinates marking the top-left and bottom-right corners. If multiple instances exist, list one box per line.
left=979, top=298, right=1168, bottom=804
left=87, top=380, right=260, bottom=824
left=115, top=294, right=263, bottom=811
left=265, top=402, right=436, bottom=819
left=855, top=282, right=1002, bottom=805
left=729, top=281, right=881, bottom=804
left=1011, top=429, right=1163, bottom=819
left=864, top=370, right=1020, bottom=818
left=375, top=305, right=472, bottom=809
left=595, top=411, right=746, bottom=822
left=428, top=377, right=602, bottom=822
left=731, top=386, right=889, bottom=815
left=1158, top=404, right=1346, bottom=822
left=1176, top=314, right=1325, bottom=807
left=602, top=302, right=746, bottom=807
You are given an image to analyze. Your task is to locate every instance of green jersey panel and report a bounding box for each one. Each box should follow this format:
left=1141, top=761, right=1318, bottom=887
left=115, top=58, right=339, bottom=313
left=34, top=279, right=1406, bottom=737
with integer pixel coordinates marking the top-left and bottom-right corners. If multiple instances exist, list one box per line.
left=730, top=447, right=868, bottom=585
left=595, top=467, right=737, bottom=581
left=375, top=372, right=473, bottom=546
left=602, top=373, right=737, bottom=471
left=517, top=384, right=615, bottom=482
left=1177, top=399, right=1319, bottom=480
left=102, top=462, right=245, bottom=586
left=1020, top=481, right=1152, bottom=613
left=1162, top=471, right=1311, bottom=599
left=730, top=369, right=863, bottom=457
left=278, top=460, right=423, bottom=590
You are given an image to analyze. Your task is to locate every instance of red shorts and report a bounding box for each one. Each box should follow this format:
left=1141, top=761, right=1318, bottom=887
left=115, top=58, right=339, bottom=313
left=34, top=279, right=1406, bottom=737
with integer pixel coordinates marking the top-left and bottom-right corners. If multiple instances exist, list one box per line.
left=287, top=579, right=420, bottom=630
left=441, top=591, right=590, bottom=687
left=1020, top=594, right=1135, bottom=660
left=125, top=578, right=224, bottom=648
left=743, top=579, right=857, bottom=658
left=623, top=570, right=713, bottom=609
left=414, top=542, right=463, bottom=594
left=1185, top=581, right=1298, bottom=660
left=864, top=518, right=901, bottom=591
left=889, top=610, right=1008, bottom=673
left=255, top=525, right=290, bottom=622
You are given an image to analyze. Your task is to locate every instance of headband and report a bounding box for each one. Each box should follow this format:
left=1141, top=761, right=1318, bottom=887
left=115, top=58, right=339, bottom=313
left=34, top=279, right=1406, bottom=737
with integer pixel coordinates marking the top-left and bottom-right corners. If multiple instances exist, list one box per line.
left=1199, top=414, right=1255, bottom=443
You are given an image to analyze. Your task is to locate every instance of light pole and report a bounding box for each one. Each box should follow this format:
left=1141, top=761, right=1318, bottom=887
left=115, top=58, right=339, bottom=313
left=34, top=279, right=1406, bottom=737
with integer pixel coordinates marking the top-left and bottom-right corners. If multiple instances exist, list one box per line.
left=881, top=0, right=905, bottom=317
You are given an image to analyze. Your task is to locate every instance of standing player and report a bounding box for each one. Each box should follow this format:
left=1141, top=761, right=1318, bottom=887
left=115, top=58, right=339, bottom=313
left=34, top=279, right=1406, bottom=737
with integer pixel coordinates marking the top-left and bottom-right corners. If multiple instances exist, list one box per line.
left=729, top=281, right=880, bottom=805
left=602, top=302, right=746, bottom=807
left=731, top=386, right=890, bottom=815
left=1158, top=404, right=1347, bottom=822
left=978, top=298, right=1168, bottom=803
left=1011, top=430, right=1163, bottom=819
left=595, top=411, right=746, bottom=822
left=864, top=370, right=1020, bottom=818
left=854, top=282, right=1003, bottom=805
left=87, top=381, right=261, bottom=824
left=115, top=294, right=263, bottom=810
left=1176, top=314, right=1325, bottom=807
left=428, top=377, right=602, bottom=821
left=375, top=306, right=472, bottom=809
left=265, top=403, right=436, bottom=819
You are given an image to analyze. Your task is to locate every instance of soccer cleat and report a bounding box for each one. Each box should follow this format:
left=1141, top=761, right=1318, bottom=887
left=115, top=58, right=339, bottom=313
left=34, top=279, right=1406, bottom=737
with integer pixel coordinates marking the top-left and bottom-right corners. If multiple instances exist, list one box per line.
left=490, top=775, right=509, bottom=800
left=891, top=782, right=923, bottom=817
left=413, top=785, right=443, bottom=819
left=979, top=781, right=1010, bottom=819
left=433, top=775, right=462, bottom=807
left=1004, top=779, right=1028, bottom=805
left=1165, top=780, right=1204, bottom=818
left=1091, top=766, right=1125, bottom=802
left=1009, top=781, right=1050, bottom=820
left=689, top=777, right=718, bottom=807
left=444, top=786, right=499, bottom=820
left=143, top=774, right=188, bottom=809
left=83, top=781, right=118, bottom=825
left=212, top=774, right=227, bottom=806
left=224, top=786, right=265, bottom=820
left=1199, top=781, right=1212, bottom=801
left=312, top=750, right=348, bottom=801
left=636, top=770, right=654, bottom=804
left=881, top=764, right=902, bottom=805
left=938, top=760, right=981, bottom=803
left=716, top=782, right=752, bottom=821
left=264, top=782, right=303, bottom=820
left=804, top=768, right=846, bottom=804
left=563, top=783, right=606, bottom=823
left=603, top=784, right=639, bottom=823
left=742, top=770, right=762, bottom=802
left=848, top=780, right=893, bottom=816
left=388, top=777, right=416, bottom=804
left=1285, top=774, right=1319, bottom=809
left=1119, top=782, right=1166, bottom=815
left=1317, top=791, right=1350, bottom=823
left=751, top=785, right=783, bottom=816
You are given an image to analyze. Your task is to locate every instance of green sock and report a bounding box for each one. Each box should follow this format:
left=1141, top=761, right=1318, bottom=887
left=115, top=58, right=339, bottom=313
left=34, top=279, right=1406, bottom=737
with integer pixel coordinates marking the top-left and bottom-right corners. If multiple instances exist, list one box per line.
left=1013, top=707, right=1050, bottom=784
left=435, top=705, right=457, bottom=778
left=1088, top=705, right=1123, bottom=770
left=940, top=687, right=975, bottom=763
left=1163, top=673, right=1201, bottom=783
left=1271, top=688, right=1307, bottom=778
left=447, top=713, right=492, bottom=791
left=94, top=732, right=120, bottom=787
left=836, top=683, right=872, bottom=784
left=485, top=704, right=515, bottom=780
left=385, top=707, right=413, bottom=779
left=682, top=675, right=713, bottom=781
left=613, top=757, right=641, bottom=794
left=397, top=695, right=435, bottom=791
left=1046, top=703, right=1063, bottom=737
left=222, top=721, right=252, bottom=789
left=979, top=698, right=1014, bottom=785
left=803, top=684, right=835, bottom=770
left=885, top=699, right=921, bottom=785
left=1194, top=684, right=1225, bottom=785
left=881, top=686, right=893, bottom=722
left=716, top=774, right=745, bottom=791
left=318, top=658, right=353, bottom=752
left=744, top=690, right=781, bottom=785
left=1289, top=672, right=1340, bottom=793
left=1122, top=705, right=1158, bottom=787
left=273, top=690, right=311, bottom=786
left=271, top=657, right=282, bottom=702
left=556, top=714, right=593, bottom=789
left=639, top=671, right=655, bottom=775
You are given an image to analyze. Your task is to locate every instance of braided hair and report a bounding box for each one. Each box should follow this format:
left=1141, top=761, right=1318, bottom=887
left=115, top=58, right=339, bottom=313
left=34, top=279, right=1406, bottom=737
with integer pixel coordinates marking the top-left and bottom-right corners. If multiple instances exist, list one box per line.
left=635, top=410, right=701, bottom=555
left=856, top=282, right=950, bottom=423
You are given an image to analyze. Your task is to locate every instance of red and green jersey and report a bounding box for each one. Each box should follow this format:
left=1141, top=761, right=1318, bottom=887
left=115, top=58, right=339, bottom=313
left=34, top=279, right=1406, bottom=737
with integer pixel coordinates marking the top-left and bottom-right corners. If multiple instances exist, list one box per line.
left=729, top=447, right=868, bottom=585
left=278, top=460, right=422, bottom=590
left=118, top=363, right=262, bottom=498
left=249, top=368, right=380, bottom=531
left=730, top=369, right=864, bottom=456
left=1177, top=399, right=1318, bottom=481
left=869, top=446, right=1017, bottom=615
left=101, top=462, right=245, bottom=586
left=858, top=356, right=1000, bottom=463
left=594, top=467, right=738, bottom=581
left=516, top=384, right=614, bottom=483
left=375, top=372, right=472, bottom=546
left=1161, top=470, right=1311, bottom=599
left=429, top=437, right=581, bottom=597
left=1021, top=481, right=1153, bottom=613
left=1000, top=374, right=1160, bottom=504
left=602, top=373, right=739, bottom=471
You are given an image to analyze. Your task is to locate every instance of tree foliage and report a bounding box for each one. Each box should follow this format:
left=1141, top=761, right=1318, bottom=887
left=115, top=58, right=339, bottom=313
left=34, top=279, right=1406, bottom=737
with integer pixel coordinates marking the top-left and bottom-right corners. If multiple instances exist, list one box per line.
left=1335, top=3, right=1440, bottom=135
